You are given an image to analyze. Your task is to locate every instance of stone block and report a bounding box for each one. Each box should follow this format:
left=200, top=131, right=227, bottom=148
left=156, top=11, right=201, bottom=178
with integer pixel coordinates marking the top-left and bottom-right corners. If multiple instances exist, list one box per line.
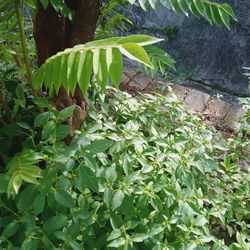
left=205, top=99, right=231, bottom=118
left=184, top=89, right=210, bottom=112
left=224, top=106, right=245, bottom=127
left=171, top=84, right=191, bottom=100
left=122, top=67, right=136, bottom=84
left=128, top=72, right=153, bottom=91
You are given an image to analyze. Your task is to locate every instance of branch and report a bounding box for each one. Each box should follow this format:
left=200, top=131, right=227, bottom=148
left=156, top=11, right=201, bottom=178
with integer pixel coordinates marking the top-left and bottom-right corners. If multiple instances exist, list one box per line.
left=15, top=1, right=37, bottom=97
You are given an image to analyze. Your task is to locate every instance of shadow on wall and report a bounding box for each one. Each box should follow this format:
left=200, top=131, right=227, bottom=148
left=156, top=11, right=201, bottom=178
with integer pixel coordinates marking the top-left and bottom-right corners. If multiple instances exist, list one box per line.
left=122, top=0, right=250, bottom=97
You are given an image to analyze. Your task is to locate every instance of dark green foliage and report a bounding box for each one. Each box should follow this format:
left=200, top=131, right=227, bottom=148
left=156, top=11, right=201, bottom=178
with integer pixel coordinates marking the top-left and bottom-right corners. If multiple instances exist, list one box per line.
left=1, top=1, right=249, bottom=249
left=0, top=88, right=249, bottom=249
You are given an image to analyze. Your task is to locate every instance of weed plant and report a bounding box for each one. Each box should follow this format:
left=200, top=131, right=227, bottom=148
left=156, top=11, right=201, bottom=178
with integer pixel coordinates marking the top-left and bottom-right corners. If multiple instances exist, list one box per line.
left=0, top=88, right=249, bottom=249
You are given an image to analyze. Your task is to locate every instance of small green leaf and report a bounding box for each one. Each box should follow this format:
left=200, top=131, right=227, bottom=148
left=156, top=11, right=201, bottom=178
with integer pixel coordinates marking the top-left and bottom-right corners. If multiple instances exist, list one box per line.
left=61, top=54, right=70, bottom=94
left=210, top=5, right=222, bottom=26
left=69, top=241, right=82, bottom=250
left=88, top=139, right=113, bottom=154
left=42, top=121, right=56, bottom=140
left=218, top=8, right=230, bottom=29
left=131, top=233, right=149, bottom=242
left=78, top=51, right=93, bottom=95
left=170, top=0, right=182, bottom=15
left=193, top=0, right=204, bottom=16
left=51, top=56, right=61, bottom=94
left=0, top=124, right=23, bottom=136
left=112, top=189, right=125, bottom=211
left=33, top=193, right=46, bottom=214
left=149, top=0, right=157, bottom=9
left=55, top=125, right=71, bottom=140
left=221, top=3, right=237, bottom=20
left=178, top=0, right=189, bottom=16
left=106, top=47, right=123, bottom=87
left=188, top=1, right=200, bottom=18
left=203, top=2, right=213, bottom=24
left=138, top=0, right=147, bottom=11
left=104, top=187, right=112, bottom=209
left=93, top=49, right=108, bottom=91
left=107, top=229, right=122, bottom=241
left=161, top=0, right=172, bottom=9
left=16, top=122, right=31, bottom=130
left=67, top=52, right=77, bottom=94
left=58, top=105, right=76, bottom=120
left=33, top=66, right=45, bottom=89
left=120, top=43, right=152, bottom=67
left=54, top=54, right=67, bottom=94
left=8, top=174, right=22, bottom=195
left=44, top=61, right=54, bottom=89
left=32, top=97, right=49, bottom=107
left=21, top=238, right=39, bottom=250
left=194, top=215, right=208, bottom=226
left=117, top=35, right=163, bottom=46
left=43, top=215, right=68, bottom=232
left=2, top=222, right=18, bottom=238
left=108, top=237, right=126, bottom=248
left=54, top=190, right=75, bottom=208
left=78, top=165, right=99, bottom=193
left=34, top=112, right=49, bottom=127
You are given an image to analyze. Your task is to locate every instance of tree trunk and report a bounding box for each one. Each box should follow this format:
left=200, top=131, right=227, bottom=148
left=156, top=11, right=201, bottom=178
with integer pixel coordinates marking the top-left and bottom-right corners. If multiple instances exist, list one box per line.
left=33, top=0, right=101, bottom=137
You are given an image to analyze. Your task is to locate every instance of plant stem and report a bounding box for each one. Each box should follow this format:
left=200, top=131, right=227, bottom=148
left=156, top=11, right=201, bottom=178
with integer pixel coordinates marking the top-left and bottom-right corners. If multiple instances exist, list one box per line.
left=6, top=40, right=31, bottom=84
left=15, top=1, right=37, bottom=97
left=0, top=200, right=20, bottom=217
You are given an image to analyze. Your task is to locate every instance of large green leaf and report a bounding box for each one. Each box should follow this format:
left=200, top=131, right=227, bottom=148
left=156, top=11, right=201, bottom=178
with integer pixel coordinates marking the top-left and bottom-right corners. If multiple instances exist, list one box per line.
left=6, top=150, right=43, bottom=196
left=33, top=35, right=164, bottom=95
left=128, top=0, right=237, bottom=27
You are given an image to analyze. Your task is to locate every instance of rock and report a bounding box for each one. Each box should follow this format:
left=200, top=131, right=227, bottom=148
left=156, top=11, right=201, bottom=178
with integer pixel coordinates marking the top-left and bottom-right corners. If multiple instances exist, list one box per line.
left=205, top=99, right=231, bottom=119
left=171, top=84, right=191, bottom=100
left=184, top=89, right=210, bottom=112
left=128, top=72, right=153, bottom=91
left=122, top=67, right=136, bottom=84
left=239, top=157, right=250, bottom=172
left=224, top=105, right=245, bottom=127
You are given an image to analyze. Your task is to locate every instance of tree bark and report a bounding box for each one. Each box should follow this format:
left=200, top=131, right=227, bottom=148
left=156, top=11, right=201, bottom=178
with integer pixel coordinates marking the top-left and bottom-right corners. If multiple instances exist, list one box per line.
left=33, top=0, right=101, bottom=137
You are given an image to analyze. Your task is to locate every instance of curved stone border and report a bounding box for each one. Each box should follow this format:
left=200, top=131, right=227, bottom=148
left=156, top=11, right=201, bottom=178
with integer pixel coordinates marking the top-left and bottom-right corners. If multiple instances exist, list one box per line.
left=121, top=67, right=245, bottom=129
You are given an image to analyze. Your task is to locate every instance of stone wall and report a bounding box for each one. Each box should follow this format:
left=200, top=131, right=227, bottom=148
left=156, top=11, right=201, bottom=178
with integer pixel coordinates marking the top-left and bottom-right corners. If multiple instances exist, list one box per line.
left=121, top=67, right=245, bottom=129
left=121, top=0, right=250, bottom=97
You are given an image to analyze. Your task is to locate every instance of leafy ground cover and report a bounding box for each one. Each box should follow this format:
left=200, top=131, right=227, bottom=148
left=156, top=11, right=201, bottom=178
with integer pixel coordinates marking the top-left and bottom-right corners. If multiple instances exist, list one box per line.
left=0, top=87, right=249, bottom=249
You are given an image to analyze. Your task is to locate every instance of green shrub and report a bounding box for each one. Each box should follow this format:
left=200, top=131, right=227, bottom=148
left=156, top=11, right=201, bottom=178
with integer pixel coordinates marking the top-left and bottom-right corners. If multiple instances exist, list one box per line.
left=0, top=88, right=249, bottom=249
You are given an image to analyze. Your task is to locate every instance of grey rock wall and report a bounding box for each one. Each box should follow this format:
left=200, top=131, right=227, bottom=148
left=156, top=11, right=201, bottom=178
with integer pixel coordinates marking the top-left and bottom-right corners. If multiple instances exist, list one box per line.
left=122, top=0, right=250, bottom=96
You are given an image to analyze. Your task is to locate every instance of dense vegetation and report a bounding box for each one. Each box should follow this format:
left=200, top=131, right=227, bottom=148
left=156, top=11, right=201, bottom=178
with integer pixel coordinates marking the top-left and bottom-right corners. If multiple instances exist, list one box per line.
left=0, top=0, right=249, bottom=249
